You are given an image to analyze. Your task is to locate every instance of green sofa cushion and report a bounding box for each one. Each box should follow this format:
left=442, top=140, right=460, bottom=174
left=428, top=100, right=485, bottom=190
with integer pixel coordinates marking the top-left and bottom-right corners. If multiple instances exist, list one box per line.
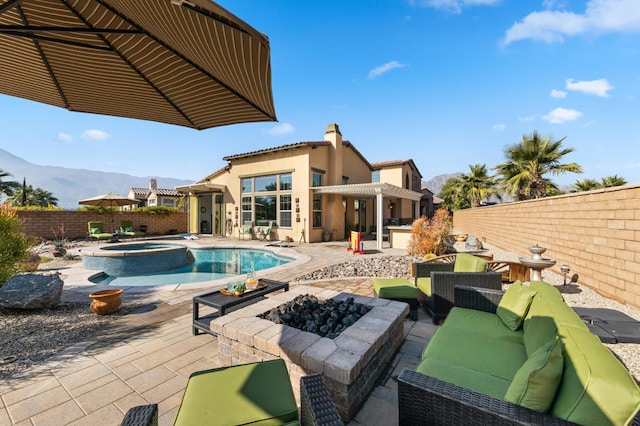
left=529, top=280, right=564, bottom=301
left=551, top=327, right=640, bottom=426
left=173, top=359, right=298, bottom=426
left=504, top=336, right=563, bottom=413
left=497, top=281, right=537, bottom=331
left=373, top=278, right=417, bottom=299
left=444, top=307, right=524, bottom=345
left=417, top=357, right=511, bottom=400
left=421, top=327, right=526, bottom=380
left=453, top=253, right=488, bottom=272
left=416, top=277, right=431, bottom=296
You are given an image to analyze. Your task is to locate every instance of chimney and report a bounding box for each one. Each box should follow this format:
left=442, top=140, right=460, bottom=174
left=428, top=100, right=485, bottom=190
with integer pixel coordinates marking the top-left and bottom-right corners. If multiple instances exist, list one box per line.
left=149, top=178, right=157, bottom=190
left=324, top=123, right=343, bottom=186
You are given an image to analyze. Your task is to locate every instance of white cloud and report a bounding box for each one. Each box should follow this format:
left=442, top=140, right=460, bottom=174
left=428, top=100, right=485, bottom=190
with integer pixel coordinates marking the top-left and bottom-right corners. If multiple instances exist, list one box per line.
left=493, top=124, right=506, bottom=131
left=566, top=78, right=614, bottom=97
left=542, top=107, right=582, bottom=123
left=518, top=115, right=536, bottom=122
left=502, top=0, right=640, bottom=45
left=410, top=0, right=500, bottom=14
left=267, top=123, right=294, bottom=136
left=550, top=89, right=567, bottom=98
left=81, top=129, right=110, bottom=141
left=368, top=61, right=407, bottom=80
left=57, top=132, right=73, bottom=142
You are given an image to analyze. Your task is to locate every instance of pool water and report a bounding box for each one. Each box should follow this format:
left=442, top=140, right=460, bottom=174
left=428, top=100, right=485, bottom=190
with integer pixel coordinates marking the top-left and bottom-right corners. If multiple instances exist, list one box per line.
left=90, top=248, right=293, bottom=287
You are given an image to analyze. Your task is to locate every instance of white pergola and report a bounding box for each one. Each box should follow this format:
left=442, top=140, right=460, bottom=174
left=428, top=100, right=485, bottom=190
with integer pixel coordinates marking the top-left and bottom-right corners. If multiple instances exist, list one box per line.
left=313, top=182, right=422, bottom=250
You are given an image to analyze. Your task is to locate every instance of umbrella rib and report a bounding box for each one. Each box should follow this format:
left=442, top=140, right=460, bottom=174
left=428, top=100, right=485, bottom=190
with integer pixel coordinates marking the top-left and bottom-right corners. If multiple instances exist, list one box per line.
left=0, top=25, right=143, bottom=34
left=95, top=0, right=277, bottom=124
left=0, top=0, right=25, bottom=16
left=0, top=30, right=112, bottom=50
left=62, top=1, right=198, bottom=129
left=16, top=4, right=70, bottom=109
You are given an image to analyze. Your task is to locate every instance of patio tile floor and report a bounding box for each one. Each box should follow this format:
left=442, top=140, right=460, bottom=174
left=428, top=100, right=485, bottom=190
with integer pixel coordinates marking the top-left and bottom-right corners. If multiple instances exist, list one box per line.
left=0, top=239, right=436, bottom=426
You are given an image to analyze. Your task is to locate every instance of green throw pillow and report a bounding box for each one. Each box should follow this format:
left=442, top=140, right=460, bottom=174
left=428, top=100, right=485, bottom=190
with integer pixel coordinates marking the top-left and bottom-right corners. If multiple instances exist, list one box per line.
left=90, top=227, right=101, bottom=234
left=125, top=227, right=134, bottom=232
left=504, top=337, right=563, bottom=412
left=497, top=281, right=537, bottom=331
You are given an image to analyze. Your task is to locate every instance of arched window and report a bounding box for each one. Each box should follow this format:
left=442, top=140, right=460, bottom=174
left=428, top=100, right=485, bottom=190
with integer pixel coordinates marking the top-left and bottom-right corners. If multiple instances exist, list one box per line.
left=405, top=173, right=410, bottom=189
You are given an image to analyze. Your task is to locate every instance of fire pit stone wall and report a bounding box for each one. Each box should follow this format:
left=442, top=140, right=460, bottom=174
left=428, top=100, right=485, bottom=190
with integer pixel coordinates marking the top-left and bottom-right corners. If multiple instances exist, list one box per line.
left=211, top=285, right=409, bottom=422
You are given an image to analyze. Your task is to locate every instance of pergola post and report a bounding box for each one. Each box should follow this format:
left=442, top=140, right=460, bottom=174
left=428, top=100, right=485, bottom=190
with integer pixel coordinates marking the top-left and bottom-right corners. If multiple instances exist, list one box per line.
left=376, top=190, right=383, bottom=250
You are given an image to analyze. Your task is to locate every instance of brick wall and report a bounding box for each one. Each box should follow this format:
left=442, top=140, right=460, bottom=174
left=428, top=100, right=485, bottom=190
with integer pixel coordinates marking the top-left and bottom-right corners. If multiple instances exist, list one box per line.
left=17, top=210, right=188, bottom=240
left=453, top=183, right=640, bottom=310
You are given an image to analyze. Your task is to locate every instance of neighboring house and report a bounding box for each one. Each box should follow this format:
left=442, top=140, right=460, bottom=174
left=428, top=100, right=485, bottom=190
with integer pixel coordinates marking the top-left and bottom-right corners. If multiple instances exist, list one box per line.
left=176, top=124, right=423, bottom=248
left=127, top=178, right=184, bottom=210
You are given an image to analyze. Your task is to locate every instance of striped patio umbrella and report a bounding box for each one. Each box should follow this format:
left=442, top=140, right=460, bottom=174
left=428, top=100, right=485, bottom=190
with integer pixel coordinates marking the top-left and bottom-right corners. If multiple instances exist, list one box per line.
left=0, top=0, right=276, bottom=130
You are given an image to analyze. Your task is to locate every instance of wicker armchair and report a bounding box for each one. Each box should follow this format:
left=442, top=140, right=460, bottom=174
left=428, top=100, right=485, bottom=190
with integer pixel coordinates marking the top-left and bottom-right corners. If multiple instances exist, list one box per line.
left=121, top=370, right=343, bottom=426
left=413, top=261, right=502, bottom=324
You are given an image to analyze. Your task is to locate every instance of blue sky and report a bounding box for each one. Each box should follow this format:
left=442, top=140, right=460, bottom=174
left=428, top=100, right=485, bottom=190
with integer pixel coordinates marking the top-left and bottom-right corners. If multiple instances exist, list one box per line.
left=2, top=0, right=639, bottom=189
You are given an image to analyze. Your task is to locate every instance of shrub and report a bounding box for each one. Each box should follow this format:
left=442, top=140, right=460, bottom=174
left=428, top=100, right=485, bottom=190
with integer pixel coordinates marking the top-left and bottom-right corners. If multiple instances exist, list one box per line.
left=0, top=205, right=33, bottom=285
left=407, top=209, right=452, bottom=257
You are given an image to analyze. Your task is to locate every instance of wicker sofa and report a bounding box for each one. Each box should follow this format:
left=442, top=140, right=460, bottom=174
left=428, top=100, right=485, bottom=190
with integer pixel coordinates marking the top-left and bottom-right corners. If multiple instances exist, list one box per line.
left=121, top=359, right=343, bottom=426
left=398, top=281, right=640, bottom=426
left=413, top=253, right=502, bottom=324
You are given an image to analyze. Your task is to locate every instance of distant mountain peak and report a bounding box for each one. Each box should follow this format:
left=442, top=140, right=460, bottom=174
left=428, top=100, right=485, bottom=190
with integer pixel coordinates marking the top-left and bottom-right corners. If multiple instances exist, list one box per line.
left=422, top=173, right=462, bottom=195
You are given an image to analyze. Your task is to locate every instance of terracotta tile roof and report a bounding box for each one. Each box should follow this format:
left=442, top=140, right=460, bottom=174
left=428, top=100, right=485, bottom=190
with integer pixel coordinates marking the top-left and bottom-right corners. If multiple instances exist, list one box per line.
left=222, top=141, right=330, bottom=161
left=153, top=189, right=183, bottom=197
left=371, top=158, right=423, bottom=178
left=129, top=188, right=149, bottom=197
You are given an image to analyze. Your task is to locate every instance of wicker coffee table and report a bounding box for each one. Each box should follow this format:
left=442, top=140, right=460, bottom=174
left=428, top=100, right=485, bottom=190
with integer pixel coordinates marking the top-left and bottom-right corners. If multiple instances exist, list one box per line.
left=192, top=278, right=289, bottom=336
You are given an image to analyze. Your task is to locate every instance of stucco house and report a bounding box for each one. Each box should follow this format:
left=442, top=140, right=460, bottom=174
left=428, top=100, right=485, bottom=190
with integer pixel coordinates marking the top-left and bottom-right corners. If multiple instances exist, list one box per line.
left=176, top=124, right=424, bottom=249
left=127, top=178, right=184, bottom=209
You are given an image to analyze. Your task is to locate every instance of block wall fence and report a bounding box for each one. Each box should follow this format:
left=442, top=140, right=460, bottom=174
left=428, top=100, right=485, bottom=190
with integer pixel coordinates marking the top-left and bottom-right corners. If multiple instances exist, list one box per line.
left=453, top=183, right=640, bottom=310
left=17, top=210, right=188, bottom=240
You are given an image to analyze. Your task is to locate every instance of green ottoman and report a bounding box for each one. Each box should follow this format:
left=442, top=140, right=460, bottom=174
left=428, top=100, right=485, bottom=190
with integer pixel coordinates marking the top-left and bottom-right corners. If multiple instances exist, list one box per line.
left=373, top=278, right=418, bottom=320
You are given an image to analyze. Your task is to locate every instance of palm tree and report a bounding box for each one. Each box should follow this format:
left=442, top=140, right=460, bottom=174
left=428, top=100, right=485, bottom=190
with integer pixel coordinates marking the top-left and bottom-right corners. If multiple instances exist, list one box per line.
left=572, top=179, right=601, bottom=192
left=600, top=175, right=627, bottom=188
left=459, top=164, right=500, bottom=208
left=0, top=169, right=20, bottom=197
left=495, top=131, right=583, bottom=200
left=439, top=176, right=470, bottom=210
left=7, top=184, right=58, bottom=207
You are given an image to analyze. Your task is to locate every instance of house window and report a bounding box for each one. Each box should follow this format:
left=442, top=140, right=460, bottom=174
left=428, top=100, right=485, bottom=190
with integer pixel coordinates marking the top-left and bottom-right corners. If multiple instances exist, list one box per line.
left=312, top=194, right=322, bottom=227
left=241, top=174, right=292, bottom=227
left=280, top=194, right=292, bottom=227
left=241, top=178, right=252, bottom=193
left=241, top=196, right=252, bottom=224
left=162, top=199, right=175, bottom=207
left=148, top=198, right=157, bottom=206
left=372, top=170, right=380, bottom=183
left=405, top=173, right=410, bottom=189
left=312, top=172, right=323, bottom=187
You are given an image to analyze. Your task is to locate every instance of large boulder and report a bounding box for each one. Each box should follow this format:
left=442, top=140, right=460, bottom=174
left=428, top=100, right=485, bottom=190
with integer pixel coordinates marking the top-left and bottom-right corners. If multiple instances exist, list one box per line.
left=0, top=273, right=64, bottom=309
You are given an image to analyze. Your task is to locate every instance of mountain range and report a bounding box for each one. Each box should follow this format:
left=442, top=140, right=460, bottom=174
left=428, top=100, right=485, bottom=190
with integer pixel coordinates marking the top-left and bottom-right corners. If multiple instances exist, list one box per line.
left=0, top=148, right=193, bottom=209
left=0, top=147, right=461, bottom=208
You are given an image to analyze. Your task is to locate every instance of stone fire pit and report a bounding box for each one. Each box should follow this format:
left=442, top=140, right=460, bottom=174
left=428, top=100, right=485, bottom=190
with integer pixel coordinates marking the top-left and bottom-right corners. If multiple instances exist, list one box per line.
left=210, top=285, right=409, bottom=421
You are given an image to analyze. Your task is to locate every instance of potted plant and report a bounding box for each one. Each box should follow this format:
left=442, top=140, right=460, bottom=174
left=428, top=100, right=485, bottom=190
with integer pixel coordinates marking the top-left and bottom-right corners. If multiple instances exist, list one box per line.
left=52, top=239, right=67, bottom=257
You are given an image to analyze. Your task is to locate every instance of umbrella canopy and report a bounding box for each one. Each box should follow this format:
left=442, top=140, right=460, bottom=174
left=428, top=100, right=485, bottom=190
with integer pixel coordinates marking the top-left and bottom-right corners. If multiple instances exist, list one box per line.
left=0, top=0, right=276, bottom=130
left=79, top=192, right=139, bottom=233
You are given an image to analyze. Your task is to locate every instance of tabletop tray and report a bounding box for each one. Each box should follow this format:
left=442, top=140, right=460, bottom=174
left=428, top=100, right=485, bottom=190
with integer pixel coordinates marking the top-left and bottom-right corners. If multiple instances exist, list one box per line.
left=220, top=282, right=267, bottom=297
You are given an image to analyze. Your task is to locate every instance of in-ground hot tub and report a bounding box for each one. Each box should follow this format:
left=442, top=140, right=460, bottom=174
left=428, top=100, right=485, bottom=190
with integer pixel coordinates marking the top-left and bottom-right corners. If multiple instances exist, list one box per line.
left=82, top=243, right=193, bottom=276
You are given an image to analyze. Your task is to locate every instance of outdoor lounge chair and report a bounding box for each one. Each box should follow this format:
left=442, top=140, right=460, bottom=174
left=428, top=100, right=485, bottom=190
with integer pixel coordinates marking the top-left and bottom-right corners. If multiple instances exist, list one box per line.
left=256, top=220, right=274, bottom=241
left=121, top=359, right=343, bottom=426
left=120, top=220, right=146, bottom=239
left=238, top=220, right=253, bottom=240
left=87, top=221, right=113, bottom=241
left=413, top=253, right=502, bottom=324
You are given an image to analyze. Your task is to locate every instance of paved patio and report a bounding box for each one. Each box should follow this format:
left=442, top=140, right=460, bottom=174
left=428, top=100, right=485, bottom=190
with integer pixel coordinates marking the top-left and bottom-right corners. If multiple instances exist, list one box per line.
left=0, top=238, right=437, bottom=426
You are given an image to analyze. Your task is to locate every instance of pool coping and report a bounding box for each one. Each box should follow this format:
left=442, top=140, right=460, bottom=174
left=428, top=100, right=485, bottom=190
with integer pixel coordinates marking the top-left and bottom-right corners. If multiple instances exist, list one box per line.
left=61, top=238, right=311, bottom=296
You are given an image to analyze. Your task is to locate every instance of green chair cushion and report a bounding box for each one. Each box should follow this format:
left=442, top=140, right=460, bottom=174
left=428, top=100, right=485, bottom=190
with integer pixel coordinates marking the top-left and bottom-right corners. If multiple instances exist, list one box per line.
left=417, top=357, right=511, bottom=400
left=124, top=226, right=134, bottom=232
left=421, top=327, right=526, bottom=380
left=173, top=359, right=298, bottom=426
left=453, top=253, right=488, bottom=272
left=444, top=307, right=524, bottom=345
left=529, top=280, right=564, bottom=302
left=90, top=227, right=101, bottom=234
left=551, top=327, right=640, bottom=426
left=416, top=277, right=431, bottom=296
left=504, top=336, right=563, bottom=413
left=374, top=278, right=417, bottom=299
left=497, top=281, right=537, bottom=331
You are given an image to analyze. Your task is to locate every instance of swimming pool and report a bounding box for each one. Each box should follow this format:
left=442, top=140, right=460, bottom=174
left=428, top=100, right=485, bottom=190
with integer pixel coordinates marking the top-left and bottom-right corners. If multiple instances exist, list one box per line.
left=88, top=247, right=294, bottom=287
